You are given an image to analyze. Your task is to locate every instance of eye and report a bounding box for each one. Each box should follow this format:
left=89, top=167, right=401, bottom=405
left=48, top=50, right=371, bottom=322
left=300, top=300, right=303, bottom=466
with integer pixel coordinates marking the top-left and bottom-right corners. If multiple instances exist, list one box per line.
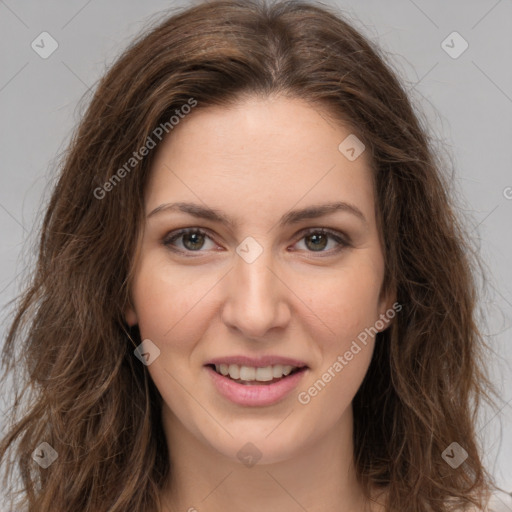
left=162, top=227, right=349, bottom=256
left=162, top=228, right=217, bottom=253
left=292, top=228, right=349, bottom=255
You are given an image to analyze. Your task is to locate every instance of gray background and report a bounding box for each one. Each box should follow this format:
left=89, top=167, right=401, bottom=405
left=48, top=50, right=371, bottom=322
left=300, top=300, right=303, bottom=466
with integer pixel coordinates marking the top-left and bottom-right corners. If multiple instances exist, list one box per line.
left=1, top=0, right=511, bottom=499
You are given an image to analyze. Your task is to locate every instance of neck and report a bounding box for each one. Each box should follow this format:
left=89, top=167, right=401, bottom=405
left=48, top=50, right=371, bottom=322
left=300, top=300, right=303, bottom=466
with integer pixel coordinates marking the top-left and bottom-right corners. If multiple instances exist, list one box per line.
left=159, top=404, right=373, bottom=512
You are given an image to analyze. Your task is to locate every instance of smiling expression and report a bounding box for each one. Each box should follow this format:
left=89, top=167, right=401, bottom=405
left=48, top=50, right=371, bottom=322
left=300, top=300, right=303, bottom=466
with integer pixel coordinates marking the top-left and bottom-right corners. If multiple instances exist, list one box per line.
left=125, top=94, right=393, bottom=464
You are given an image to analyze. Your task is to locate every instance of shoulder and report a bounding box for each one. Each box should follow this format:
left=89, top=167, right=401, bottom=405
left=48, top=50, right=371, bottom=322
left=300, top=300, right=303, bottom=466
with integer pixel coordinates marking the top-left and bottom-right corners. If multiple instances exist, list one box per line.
left=368, top=488, right=512, bottom=512
left=463, top=490, right=512, bottom=512
left=485, top=490, right=512, bottom=512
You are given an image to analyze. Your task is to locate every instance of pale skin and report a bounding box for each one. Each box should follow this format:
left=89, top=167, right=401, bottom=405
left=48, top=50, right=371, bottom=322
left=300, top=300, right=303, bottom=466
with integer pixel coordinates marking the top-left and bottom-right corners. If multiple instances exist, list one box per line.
left=125, top=95, right=394, bottom=512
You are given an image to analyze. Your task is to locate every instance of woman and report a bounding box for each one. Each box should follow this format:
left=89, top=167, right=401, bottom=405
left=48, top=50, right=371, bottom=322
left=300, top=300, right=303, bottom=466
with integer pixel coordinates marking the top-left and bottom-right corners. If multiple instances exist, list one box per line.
left=0, top=0, right=502, bottom=510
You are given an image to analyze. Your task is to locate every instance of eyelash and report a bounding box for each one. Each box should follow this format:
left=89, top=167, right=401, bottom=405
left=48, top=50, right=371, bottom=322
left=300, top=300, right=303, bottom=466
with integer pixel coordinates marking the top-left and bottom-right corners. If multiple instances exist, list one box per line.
left=162, top=227, right=350, bottom=257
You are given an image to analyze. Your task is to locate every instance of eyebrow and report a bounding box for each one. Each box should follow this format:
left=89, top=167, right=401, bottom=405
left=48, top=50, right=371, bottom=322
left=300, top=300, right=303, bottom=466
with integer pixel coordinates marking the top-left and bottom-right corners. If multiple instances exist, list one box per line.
left=147, top=200, right=367, bottom=227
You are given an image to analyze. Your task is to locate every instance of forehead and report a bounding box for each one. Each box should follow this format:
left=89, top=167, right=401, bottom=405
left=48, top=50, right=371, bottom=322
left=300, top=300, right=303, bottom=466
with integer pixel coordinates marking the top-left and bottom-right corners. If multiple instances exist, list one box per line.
left=145, top=95, right=375, bottom=228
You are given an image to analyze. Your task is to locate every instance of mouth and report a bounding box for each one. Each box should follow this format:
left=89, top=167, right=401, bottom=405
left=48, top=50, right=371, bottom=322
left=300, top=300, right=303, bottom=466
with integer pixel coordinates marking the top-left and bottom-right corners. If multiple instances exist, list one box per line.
left=206, top=363, right=307, bottom=385
left=204, top=358, right=309, bottom=406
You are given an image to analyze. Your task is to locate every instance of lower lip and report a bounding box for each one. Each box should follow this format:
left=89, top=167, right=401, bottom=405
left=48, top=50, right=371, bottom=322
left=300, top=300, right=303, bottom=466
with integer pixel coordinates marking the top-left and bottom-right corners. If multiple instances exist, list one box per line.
left=206, top=366, right=307, bottom=406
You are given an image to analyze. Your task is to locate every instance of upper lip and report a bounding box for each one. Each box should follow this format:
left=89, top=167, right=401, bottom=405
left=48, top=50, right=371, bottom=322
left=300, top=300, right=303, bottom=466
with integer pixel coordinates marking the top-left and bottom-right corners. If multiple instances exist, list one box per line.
left=204, top=355, right=308, bottom=368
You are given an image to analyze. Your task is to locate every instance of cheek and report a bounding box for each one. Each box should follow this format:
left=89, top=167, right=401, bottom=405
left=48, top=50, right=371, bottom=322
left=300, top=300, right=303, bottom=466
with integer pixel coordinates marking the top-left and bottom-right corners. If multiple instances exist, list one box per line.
left=130, top=262, right=209, bottom=410
left=298, top=259, right=384, bottom=344
left=296, top=273, right=379, bottom=419
left=131, top=258, right=213, bottom=342
left=300, top=343, right=374, bottom=429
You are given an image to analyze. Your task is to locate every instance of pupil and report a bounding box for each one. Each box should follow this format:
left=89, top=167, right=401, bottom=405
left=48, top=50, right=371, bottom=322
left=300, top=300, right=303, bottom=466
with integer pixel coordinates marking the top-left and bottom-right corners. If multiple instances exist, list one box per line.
left=184, top=232, right=204, bottom=250
left=306, top=233, right=327, bottom=251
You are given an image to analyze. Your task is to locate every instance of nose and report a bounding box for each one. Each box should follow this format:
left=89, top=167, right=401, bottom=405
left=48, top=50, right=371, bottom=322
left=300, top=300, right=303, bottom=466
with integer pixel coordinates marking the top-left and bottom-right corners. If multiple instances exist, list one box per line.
left=221, top=245, right=291, bottom=339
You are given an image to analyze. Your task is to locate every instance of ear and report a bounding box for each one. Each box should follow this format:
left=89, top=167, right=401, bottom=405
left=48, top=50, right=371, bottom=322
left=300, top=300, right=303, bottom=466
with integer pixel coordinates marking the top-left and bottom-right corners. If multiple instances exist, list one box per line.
left=125, top=303, right=138, bottom=327
left=376, top=284, right=398, bottom=333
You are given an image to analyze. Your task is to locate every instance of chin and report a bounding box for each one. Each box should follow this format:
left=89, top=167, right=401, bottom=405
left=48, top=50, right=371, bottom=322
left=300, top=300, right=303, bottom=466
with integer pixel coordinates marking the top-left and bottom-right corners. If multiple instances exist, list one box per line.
left=199, top=415, right=320, bottom=466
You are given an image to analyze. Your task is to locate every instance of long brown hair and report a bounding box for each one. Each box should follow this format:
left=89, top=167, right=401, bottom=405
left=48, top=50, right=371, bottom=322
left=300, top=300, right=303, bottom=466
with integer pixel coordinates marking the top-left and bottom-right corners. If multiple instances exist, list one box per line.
left=0, top=1, right=498, bottom=510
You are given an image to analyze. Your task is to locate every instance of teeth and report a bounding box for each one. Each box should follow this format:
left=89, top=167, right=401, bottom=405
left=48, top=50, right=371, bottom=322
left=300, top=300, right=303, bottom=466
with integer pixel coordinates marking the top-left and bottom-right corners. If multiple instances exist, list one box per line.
left=214, top=363, right=300, bottom=381
left=272, top=364, right=283, bottom=378
left=255, top=367, right=273, bottom=381
left=282, top=365, right=293, bottom=376
left=228, top=364, right=240, bottom=379
left=239, top=366, right=256, bottom=380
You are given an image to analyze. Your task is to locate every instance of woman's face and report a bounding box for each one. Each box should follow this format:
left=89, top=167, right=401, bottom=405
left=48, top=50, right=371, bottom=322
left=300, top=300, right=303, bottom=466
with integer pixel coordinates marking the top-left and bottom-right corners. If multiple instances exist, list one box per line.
left=126, top=95, right=393, bottom=464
